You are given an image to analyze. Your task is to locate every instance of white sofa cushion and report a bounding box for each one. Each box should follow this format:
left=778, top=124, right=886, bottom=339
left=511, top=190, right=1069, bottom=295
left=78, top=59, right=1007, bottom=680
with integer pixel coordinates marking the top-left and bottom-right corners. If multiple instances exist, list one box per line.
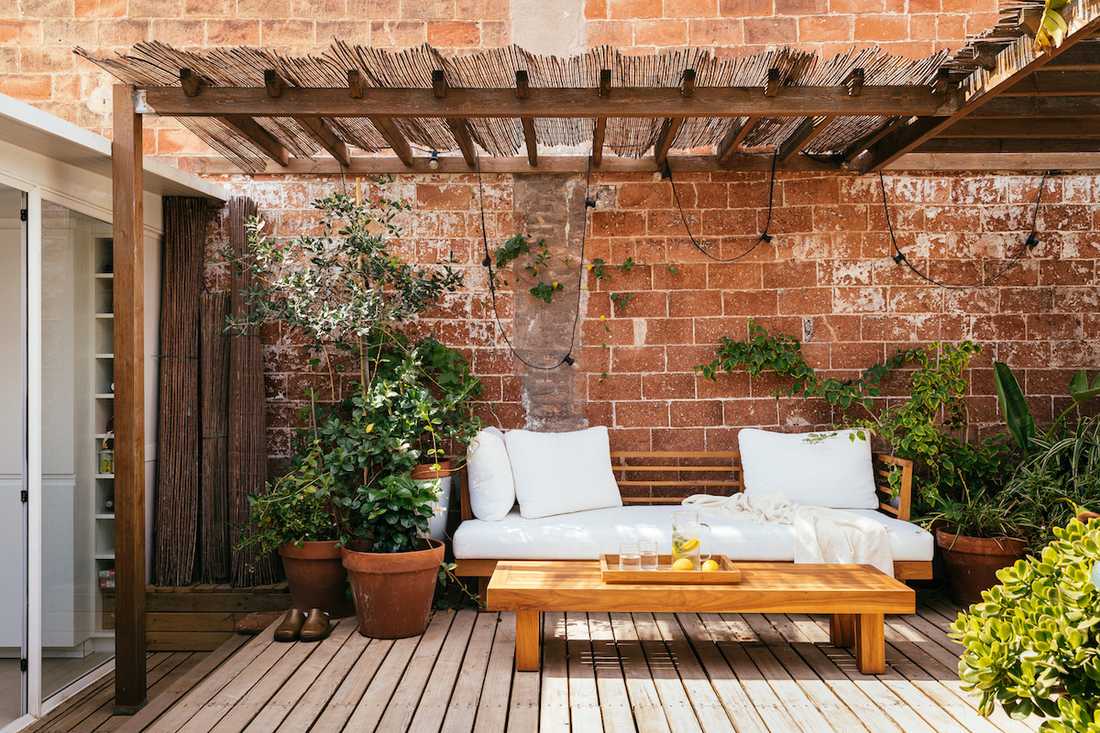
left=504, top=426, right=623, bottom=519
left=452, top=505, right=932, bottom=562
left=738, top=428, right=879, bottom=509
left=465, top=427, right=516, bottom=521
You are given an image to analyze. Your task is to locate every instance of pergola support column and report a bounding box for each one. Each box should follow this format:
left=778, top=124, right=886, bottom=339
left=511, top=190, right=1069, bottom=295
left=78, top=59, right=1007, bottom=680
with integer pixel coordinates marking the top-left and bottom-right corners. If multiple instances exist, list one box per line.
left=111, top=83, right=147, bottom=714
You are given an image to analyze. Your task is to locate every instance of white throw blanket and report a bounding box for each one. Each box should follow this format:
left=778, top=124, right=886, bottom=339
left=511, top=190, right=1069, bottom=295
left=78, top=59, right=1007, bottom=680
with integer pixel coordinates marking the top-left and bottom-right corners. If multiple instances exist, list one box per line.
left=681, top=493, right=894, bottom=577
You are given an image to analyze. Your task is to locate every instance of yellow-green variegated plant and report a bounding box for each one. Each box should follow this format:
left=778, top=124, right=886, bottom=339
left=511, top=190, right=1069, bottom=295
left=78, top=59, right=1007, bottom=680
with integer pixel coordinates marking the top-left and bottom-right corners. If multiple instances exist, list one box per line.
left=1036, top=0, right=1072, bottom=51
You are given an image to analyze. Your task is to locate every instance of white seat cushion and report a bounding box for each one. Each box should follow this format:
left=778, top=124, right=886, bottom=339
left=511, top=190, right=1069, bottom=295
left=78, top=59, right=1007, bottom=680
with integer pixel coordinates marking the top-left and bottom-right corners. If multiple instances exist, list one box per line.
left=504, top=426, right=622, bottom=519
left=453, top=505, right=932, bottom=562
left=738, top=428, right=879, bottom=509
left=465, top=427, right=516, bottom=521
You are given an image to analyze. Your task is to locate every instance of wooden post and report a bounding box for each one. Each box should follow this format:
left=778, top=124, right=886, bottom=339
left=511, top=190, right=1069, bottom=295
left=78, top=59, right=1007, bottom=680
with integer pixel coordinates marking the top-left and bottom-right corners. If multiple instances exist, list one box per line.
left=111, top=83, right=147, bottom=713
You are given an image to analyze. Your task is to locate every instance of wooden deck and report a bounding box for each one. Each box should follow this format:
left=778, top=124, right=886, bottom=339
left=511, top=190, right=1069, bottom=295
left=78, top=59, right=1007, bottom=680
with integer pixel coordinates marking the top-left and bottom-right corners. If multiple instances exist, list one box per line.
left=38, top=597, right=1040, bottom=733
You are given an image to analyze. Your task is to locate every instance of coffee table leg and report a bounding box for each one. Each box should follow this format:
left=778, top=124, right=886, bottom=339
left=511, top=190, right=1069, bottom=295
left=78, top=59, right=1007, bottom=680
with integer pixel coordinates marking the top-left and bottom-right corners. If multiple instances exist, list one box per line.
left=855, top=613, right=885, bottom=674
left=829, top=614, right=855, bottom=649
left=515, top=610, right=542, bottom=671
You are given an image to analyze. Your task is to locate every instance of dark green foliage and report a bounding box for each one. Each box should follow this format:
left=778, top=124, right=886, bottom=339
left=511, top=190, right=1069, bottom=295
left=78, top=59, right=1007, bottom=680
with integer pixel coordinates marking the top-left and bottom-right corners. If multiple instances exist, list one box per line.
left=609, top=292, right=634, bottom=312
left=995, top=361, right=1036, bottom=452
left=529, top=280, right=563, bottom=303
left=340, top=474, right=438, bottom=554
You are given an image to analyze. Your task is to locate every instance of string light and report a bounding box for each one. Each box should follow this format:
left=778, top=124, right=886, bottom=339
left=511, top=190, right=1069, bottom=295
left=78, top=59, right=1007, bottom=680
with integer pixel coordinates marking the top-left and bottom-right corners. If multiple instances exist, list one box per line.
left=666, top=150, right=778, bottom=262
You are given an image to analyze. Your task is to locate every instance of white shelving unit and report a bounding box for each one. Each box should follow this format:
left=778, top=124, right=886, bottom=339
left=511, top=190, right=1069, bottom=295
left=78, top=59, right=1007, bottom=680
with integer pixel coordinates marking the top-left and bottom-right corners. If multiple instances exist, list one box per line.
left=92, top=236, right=115, bottom=634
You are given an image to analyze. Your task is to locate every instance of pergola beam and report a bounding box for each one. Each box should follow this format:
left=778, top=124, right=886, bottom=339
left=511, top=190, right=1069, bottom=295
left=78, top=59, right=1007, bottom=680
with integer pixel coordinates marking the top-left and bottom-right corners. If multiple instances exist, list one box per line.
left=111, top=83, right=147, bottom=713
left=432, top=69, right=477, bottom=168
left=591, top=69, right=611, bottom=168
left=917, top=137, right=1100, bottom=153
left=222, top=115, right=291, bottom=166
left=972, top=95, right=1100, bottom=117
left=716, top=117, right=759, bottom=166
left=370, top=118, right=414, bottom=166
left=938, top=116, right=1100, bottom=137
left=776, top=116, right=833, bottom=162
left=653, top=117, right=684, bottom=168
left=296, top=115, right=351, bottom=166
left=854, top=0, right=1100, bottom=170
left=515, top=70, right=537, bottom=167
left=138, top=84, right=956, bottom=118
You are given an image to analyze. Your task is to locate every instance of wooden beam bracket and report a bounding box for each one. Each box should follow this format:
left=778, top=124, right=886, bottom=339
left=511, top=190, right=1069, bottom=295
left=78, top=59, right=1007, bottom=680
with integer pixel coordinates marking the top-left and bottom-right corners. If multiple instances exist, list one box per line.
left=179, top=68, right=203, bottom=98
left=516, top=70, right=537, bottom=166
left=263, top=68, right=286, bottom=98
left=844, top=68, right=865, bottom=96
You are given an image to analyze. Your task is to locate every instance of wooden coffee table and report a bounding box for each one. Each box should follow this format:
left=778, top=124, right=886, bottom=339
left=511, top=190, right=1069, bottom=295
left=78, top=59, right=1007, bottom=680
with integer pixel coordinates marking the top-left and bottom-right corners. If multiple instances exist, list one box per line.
left=487, top=560, right=915, bottom=674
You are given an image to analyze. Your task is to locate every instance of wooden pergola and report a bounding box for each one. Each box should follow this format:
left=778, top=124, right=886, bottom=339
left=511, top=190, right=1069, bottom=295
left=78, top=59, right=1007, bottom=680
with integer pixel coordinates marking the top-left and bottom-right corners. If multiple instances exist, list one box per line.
left=96, top=0, right=1100, bottom=711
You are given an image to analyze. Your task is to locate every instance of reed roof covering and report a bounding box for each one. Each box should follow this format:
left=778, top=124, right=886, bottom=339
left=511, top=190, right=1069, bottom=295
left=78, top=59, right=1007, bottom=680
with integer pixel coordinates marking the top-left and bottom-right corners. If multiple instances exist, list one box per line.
left=77, top=0, right=1100, bottom=174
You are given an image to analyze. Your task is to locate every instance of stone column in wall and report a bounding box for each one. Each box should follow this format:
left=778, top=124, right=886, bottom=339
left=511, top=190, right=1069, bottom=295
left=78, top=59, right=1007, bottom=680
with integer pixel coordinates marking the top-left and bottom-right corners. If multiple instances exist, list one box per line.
left=511, top=174, right=588, bottom=432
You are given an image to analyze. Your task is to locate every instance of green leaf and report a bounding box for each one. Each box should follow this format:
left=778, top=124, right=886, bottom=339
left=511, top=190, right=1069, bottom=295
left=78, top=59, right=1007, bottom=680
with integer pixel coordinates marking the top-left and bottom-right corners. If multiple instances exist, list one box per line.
left=994, top=361, right=1034, bottom=452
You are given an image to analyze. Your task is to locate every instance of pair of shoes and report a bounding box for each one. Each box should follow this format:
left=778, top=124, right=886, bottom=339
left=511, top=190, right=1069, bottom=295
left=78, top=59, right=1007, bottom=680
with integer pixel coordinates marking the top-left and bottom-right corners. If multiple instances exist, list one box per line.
left=274, top=608, right=332, bottom=642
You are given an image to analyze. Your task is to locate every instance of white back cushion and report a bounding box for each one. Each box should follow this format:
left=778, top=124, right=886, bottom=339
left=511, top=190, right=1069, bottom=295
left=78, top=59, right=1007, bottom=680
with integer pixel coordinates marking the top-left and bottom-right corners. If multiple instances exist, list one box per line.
left=504, top=426, right=623, bottom=519
left=737, top=428, right=879, bottom=509
left=466, top=427, right=516, bottom=521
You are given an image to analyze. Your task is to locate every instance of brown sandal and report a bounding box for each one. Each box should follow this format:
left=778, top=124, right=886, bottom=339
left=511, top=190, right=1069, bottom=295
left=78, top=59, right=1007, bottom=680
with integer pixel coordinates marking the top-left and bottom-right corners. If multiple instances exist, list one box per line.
left=299, top=609, right=331, bottom=642
left=274, top=609, right=305, bottom=642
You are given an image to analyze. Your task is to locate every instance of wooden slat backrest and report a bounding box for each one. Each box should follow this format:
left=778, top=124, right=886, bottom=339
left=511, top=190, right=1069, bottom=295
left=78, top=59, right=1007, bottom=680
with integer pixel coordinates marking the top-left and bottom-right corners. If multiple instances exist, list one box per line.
left=457, top=449, right=914, bottom=522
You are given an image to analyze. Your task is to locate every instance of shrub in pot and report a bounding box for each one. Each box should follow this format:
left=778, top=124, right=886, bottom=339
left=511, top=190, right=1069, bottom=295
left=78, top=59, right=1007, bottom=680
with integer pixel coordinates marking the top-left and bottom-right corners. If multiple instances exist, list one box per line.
left=241, top=440, right=352, bottom=618
left=339, top=474, right=444, bottom=638
left=952, top=516, right=1100, bottom=732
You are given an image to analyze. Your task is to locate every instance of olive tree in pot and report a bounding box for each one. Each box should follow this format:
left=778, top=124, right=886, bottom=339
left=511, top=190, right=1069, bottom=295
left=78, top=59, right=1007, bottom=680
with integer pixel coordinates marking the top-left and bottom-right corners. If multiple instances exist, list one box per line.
left=235, top=186, right=467, bottom=638
left=240, top=439, right=353, bottom=618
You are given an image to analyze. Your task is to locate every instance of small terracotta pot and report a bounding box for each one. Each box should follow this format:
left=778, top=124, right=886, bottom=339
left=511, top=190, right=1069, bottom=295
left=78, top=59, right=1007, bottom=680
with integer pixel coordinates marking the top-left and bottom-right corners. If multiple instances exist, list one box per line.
left=278, top=541, right=354, bottom=619
left=935, top=529, right=1027, bottom=607
left=341, top=539, right=444, bottom=638
left=411, top=459, right=453, bottom=480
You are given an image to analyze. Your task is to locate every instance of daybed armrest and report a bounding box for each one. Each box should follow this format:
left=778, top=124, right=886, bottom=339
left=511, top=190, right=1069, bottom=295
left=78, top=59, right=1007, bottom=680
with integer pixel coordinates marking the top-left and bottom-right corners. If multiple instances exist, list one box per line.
left=457, top=465, right=473, bottom=521
left=873, top=453, right=914, bottom=521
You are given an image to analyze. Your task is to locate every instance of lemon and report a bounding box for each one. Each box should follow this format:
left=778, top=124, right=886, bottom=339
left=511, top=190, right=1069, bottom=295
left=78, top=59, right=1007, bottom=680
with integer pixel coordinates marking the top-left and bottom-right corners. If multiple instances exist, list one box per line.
left=678, top=537, right=700, bottom=553
left=671, top=557, right=695, bottom=571
left=701, top=559, right=720, bottom=573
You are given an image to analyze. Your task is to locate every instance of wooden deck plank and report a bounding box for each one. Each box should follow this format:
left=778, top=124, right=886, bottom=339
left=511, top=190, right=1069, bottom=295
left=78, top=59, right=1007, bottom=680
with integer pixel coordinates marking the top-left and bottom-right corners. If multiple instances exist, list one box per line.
left=376, top=610, right=460, bottom=732
left=538, top=612, right=570, bottom=733
left=587, top=613, right=642, bottom=733
left=441, top=611, right=499, bottom=733
left=610, top=613, right=673, bottom=733
left=738, top=615, right=843, bottom=733
left=176, top=630, right=294, bottom=732
left=632, top=613, right=704, bottom=733
left=132, top=619, right=280, bottom=732
left=565, top=612, right=605, bottom=732
left=473, top=613, right=518, bottom=733
left=674, top=614, right=768, bottom=733
left=652, top=613, right=735, bottom=733
left=410, top=609, right=479, bottom=732
left=240, top=619, right=356, bottom=732
left=35, top=599, right=1016, bottom=733
left=273, top=627, right=374, bottom=732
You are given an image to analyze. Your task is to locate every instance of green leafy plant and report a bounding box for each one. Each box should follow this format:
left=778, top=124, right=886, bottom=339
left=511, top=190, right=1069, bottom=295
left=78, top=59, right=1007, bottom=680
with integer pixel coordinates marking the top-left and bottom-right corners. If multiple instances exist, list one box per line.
left=695, top=319, right=919, bottom=412
left=239, top=439, right=338, bottom=556
left=609, top=292, right=635, bottom=312
left=342, top=474, right=438, bottom=554
left=952, top=516, right=1100, bottom=731
left=530, top=280, right=563, bottom=304
left=589, top=258, right=608, bottom=280
left=495, top=233, right=566, bottom=304
left=995, top=361, right=1036, bottom=452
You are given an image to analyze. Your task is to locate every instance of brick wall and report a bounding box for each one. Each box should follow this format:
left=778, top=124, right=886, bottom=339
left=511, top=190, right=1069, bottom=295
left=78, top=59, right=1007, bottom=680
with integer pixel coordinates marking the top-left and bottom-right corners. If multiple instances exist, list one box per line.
left=3, top=1, right=1097, bottom=456
left=209, top=170, right=1100, bottom=458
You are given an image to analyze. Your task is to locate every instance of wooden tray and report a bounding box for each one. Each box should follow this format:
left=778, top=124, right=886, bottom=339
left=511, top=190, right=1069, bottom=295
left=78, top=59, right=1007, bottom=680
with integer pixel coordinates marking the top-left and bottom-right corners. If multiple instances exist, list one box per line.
left=599, top=554, right=742, bottom=584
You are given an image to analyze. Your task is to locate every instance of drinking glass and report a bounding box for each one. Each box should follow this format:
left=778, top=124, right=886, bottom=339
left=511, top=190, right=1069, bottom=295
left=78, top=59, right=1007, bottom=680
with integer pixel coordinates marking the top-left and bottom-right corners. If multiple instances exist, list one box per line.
left=639, top=540, right=659, bottom=570
left=619, top=541, right=641, bottom=571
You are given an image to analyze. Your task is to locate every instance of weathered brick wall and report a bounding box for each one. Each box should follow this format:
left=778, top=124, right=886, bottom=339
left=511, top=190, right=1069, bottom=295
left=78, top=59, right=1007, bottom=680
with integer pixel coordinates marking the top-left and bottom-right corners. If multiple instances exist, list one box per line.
left=209, top=170, right=1100, bottom=456
left=3, top=0, right=1097, bottom=456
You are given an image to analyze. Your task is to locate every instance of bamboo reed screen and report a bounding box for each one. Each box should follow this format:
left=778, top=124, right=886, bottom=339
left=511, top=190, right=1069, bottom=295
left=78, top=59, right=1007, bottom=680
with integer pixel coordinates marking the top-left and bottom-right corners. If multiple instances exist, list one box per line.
left=227, top=197, right=278, bottom=586
left=200, top=291, right=230, bottom=582
left=155, top=197, right=208, bottom=586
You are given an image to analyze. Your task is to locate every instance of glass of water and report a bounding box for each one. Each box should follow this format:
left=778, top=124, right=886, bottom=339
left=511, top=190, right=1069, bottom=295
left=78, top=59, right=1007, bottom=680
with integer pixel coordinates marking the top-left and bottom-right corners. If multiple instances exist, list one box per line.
left=639, top=540, right=659, bottom=571
left=619, top=542, right=641, bottom=571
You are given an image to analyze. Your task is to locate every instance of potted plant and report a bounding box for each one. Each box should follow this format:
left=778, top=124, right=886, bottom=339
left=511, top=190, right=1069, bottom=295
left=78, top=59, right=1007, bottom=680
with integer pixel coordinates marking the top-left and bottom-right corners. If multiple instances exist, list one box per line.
left=952, top=516, right=1100, bottom=730
left=241, top=439, right=352, bottom=617
left=236, top=186, right=468, bottom=638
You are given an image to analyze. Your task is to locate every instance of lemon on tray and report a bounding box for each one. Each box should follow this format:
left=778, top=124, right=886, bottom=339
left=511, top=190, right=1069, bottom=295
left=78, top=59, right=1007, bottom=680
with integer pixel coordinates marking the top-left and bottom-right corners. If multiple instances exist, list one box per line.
left=671, top=557, right=695, bottom=571
left=701, top=559, right=720, bottom=572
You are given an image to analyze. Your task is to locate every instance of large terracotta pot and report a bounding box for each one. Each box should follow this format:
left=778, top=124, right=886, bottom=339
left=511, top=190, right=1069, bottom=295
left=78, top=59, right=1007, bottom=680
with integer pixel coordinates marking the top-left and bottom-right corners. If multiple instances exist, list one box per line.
left=935, top=529, right=1027, bottom=606
left=278, top=541, right=354, bottom=619
left=412, top=460, right=454, bottom=541
left=341, top=539, right=444, bottom=638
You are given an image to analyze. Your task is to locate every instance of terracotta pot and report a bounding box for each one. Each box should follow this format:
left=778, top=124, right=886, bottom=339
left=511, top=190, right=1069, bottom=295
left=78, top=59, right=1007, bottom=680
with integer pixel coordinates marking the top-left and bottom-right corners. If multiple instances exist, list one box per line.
left=412, top=460, right=454, bottom=541
left=278, top=541, right=354, bottom=619
left=341, top=539, right=444, bottom=638
left=935, top=529, right=1027, bottom=606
